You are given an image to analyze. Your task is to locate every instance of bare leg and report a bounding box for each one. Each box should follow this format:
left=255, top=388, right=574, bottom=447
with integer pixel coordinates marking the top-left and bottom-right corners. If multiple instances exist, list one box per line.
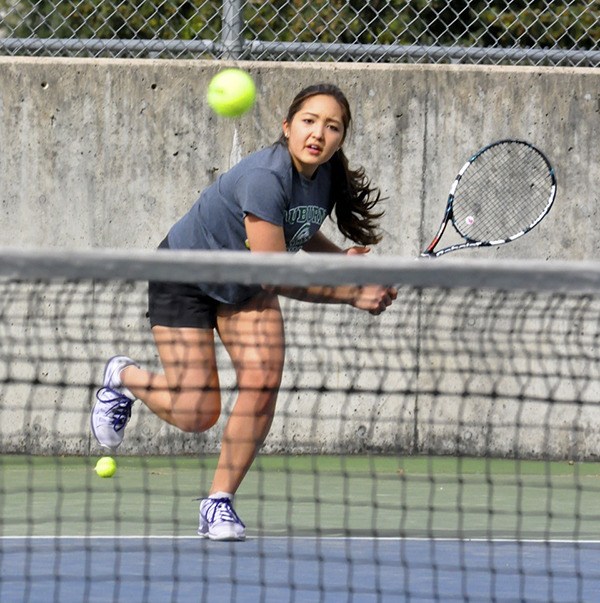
left=120, top=326, right=222, bottom=432
left=117, top=291, right=284, bottom=496
left=209, top=292, right=285, bottom=495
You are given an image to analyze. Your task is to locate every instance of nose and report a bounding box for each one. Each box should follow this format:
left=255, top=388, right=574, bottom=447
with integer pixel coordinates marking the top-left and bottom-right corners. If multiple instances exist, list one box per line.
left=311, top=122, right=325, bottom=140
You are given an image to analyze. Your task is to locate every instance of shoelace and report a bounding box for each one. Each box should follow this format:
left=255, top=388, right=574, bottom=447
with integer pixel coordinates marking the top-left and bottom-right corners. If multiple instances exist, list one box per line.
left=202, top=498, right=245, bottom=526
left=96, top=387, right=134, bottom=432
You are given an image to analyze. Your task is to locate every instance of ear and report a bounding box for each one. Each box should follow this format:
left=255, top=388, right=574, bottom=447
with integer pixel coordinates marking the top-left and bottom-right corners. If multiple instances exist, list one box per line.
left=282, top=119, right=289, bottom=139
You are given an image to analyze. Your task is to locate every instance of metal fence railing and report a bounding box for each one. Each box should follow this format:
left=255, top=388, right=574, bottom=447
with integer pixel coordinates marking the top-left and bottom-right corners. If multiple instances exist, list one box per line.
left=1, top=0, right=599, bottom=67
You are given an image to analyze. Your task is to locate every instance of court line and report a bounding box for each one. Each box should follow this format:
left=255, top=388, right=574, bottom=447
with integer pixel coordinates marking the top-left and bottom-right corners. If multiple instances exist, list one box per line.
left=3, top=535, right=600, bottom=544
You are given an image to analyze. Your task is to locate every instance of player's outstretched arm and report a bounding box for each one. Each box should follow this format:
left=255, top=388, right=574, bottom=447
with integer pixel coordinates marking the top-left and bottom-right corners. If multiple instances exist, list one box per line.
left=244, top=216, right=396, bottom=313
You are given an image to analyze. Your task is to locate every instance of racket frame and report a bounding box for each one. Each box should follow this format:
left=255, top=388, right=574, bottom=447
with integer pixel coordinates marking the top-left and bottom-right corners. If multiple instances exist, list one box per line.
left=421, top=139, right=557, bottom=258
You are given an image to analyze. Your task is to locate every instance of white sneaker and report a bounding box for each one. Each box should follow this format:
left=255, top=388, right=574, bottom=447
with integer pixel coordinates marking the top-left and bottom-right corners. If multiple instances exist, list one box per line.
left=198, top=497, right=246, bottom=541
left=91, top=356, right=138, bottom=451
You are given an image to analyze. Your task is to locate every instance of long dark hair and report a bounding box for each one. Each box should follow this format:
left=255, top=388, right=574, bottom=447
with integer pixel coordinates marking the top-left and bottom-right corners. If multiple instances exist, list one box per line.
left=278, top=83, right=384, bottom=246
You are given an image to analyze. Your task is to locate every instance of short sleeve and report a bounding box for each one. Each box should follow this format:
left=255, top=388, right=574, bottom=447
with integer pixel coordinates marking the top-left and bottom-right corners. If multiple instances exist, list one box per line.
left=233, top=169, right=288, bottom=227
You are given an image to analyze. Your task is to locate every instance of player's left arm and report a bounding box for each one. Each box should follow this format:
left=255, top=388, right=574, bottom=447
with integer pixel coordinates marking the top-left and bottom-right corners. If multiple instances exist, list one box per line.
left=244, top=216, right=391, bottom=312
left=302, top=231, right=342, bottom=253
left=302, top=231, right=370, bottom=256
left=301, top=231, right=397, bottom=312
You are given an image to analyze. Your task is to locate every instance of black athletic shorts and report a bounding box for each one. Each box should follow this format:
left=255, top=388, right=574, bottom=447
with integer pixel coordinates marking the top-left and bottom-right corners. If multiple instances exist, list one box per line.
left=147, top=237, right=220, bottom=329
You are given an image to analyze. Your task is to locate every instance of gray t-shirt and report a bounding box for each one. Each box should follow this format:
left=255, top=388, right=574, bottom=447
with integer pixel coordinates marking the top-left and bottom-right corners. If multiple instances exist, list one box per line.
left=167, top=143, right=333, bottom=303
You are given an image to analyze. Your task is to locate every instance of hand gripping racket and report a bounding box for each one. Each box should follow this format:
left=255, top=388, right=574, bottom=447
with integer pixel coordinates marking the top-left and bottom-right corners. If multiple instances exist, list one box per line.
left=421, top=139, right=556, bottom=257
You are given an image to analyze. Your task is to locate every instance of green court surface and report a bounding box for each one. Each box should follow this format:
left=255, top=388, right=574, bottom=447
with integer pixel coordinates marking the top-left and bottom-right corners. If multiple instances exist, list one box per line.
left=2, top=455, right=600, bottom=540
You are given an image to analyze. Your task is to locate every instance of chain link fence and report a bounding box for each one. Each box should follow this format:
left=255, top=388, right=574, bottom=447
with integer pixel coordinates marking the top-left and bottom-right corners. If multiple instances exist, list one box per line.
left=0, top=0, right=599, bottom=66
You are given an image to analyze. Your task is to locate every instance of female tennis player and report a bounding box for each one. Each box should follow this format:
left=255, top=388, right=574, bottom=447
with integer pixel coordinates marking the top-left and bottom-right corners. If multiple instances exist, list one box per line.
left=91, top=83, right=396, bottom=541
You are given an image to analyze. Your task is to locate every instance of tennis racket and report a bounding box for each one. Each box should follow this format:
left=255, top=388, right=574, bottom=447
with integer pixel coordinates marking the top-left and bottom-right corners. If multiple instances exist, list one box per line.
left=421, top=139, right=556, bottom=257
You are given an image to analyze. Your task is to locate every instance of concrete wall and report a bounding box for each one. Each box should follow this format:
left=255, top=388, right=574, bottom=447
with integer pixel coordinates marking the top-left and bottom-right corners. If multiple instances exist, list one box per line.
left=1, top=57, right=600, bottom=458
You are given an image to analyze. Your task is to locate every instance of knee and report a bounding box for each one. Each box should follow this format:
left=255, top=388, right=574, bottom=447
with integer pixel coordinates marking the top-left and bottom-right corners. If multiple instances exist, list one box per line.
left=170, top=392, right=221, bottom=433
left=176, top=410, right=220, bottom=433
left=240, top=368, right=283, bottom=401
left=237, top=381, right=280, bottom=418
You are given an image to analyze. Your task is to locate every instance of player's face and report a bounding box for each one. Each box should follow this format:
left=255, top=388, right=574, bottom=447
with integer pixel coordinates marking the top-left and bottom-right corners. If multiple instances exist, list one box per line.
left=283, top=94, right=345, bottom=179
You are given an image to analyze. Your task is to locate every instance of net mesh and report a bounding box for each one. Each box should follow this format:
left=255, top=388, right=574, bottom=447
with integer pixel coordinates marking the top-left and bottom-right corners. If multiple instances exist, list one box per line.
left=1, top=249, right=600, bottom=602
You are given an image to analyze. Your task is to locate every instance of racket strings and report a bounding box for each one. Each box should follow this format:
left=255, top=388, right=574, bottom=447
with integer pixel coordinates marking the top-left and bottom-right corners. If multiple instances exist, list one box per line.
left=452, top=143, right=554, bottom=242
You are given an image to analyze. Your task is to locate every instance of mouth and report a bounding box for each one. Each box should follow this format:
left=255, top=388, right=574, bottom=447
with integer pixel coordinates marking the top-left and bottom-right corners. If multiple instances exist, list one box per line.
left=306, top=143, right=322, bottom=155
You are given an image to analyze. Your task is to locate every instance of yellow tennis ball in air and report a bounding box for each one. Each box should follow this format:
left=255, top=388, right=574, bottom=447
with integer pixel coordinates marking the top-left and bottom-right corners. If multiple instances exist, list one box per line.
left=207, top=69, right=256, bottom=118
left=95, top=456, right=117, bottom=478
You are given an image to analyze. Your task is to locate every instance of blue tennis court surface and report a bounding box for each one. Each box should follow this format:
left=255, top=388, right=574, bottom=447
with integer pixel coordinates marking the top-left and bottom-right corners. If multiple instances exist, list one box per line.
left=4, top=455, right=600, bottom=601
left=2, top=536, right=600, bottom=602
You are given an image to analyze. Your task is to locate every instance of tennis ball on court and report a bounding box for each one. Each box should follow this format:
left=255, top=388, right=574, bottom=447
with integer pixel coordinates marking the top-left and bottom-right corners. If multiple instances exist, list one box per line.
left=207, top=69, right=256, bottom=118
left=95, top=456, right=117, bottom=478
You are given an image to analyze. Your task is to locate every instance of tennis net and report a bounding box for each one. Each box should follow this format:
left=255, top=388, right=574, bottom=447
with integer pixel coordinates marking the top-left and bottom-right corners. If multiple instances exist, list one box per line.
left=1, top=247, right=600, bottom=602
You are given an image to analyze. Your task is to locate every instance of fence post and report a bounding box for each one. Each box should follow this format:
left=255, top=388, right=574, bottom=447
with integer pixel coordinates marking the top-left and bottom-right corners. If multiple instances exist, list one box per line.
left=221, top=0, right=243, bottom=59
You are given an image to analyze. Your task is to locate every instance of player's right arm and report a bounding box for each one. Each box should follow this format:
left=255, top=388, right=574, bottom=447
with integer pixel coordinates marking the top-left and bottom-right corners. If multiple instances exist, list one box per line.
left=243, top=215, right=395, bottom=314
